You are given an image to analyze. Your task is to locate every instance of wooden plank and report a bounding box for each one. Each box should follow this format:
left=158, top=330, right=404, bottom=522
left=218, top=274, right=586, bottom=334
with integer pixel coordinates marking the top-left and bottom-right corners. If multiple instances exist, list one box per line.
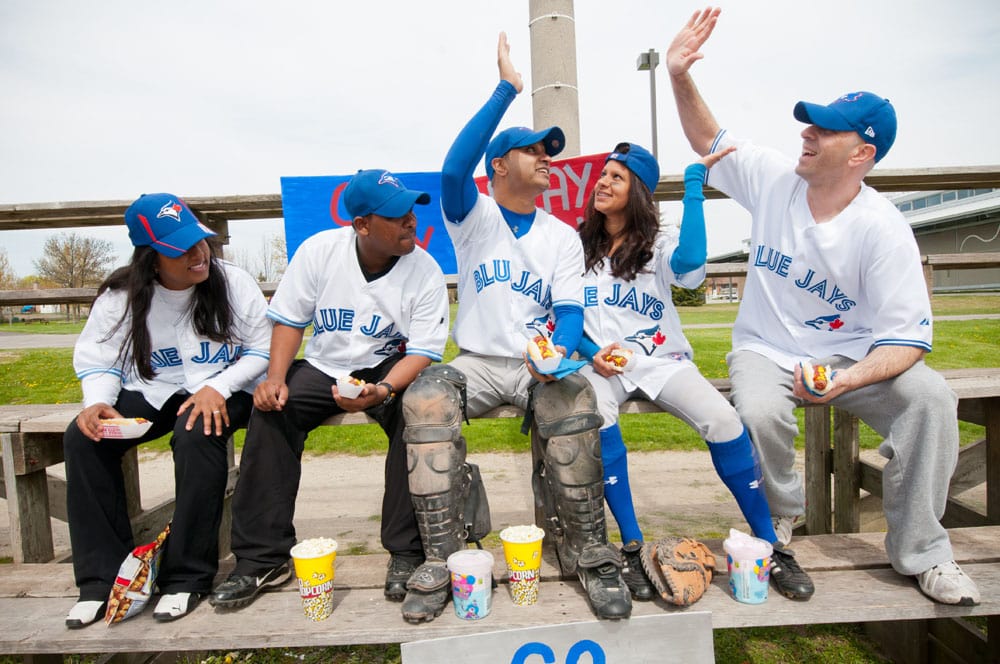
left=832, top=408, right=860, bottom=533
left=5, top=527, right=996, bottom=599
left=2, top=433, right=55, bottom=563
left=924, top=251, right=1000, bottom=269
left=1, top=431, right=63, bottom=476
left=927, top=615, right=989, bottom=664
left=950, top=438, right=987, bottom=494
left=804, top=406, right=832, bottom=535
left=987, top=396, right=1000, bottom=524
left=122, top=447, right=142, bottom=519
left=989, top=615, right=1000, bottom=663
left=865, top=620, right=926, bottom=664
left=1, top=562, right=996, bottom=655
left=19, top=409, right=79, bottom=434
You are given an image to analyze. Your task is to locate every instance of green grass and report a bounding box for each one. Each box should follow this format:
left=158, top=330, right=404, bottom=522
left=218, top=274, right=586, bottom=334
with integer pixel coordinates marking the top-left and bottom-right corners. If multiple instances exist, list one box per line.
left=1, top=299, right=994, bottom=454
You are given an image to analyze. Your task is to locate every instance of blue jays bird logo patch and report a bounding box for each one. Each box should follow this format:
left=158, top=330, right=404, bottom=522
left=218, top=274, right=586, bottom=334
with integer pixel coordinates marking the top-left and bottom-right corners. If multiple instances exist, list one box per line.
left=625, top=324, right=666, bottom=356
left=157, top=201, right=183, bottom=222
left=804, top=314, right=845, bottom=331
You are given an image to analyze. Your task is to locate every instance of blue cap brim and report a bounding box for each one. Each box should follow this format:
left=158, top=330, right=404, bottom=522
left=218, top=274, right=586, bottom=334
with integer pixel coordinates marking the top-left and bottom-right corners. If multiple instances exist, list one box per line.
left=371, top=190, right=431, bottom=219
left=150, top=222, right=216, bottom=258
left=513, top=126, right=565, bottom=157
left=793, top=101, right=855, bottom=132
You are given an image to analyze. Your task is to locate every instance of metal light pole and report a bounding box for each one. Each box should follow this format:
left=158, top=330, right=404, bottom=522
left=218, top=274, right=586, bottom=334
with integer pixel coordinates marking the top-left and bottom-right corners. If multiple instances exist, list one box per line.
left=636, top=49, right=660, bottom=160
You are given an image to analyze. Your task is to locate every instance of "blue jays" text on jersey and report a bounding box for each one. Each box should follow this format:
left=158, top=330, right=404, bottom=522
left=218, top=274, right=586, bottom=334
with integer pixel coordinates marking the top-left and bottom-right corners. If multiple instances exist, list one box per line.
left=473, top=260, right=553, bottom=308
left=754, top=244, right=856, bottom=312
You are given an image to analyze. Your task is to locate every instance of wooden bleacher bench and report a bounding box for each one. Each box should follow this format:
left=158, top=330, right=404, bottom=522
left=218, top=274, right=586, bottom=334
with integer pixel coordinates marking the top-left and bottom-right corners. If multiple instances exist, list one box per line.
left=0, top=527, right=997, bottom=661
left=2, top=367, right=999, bottom=662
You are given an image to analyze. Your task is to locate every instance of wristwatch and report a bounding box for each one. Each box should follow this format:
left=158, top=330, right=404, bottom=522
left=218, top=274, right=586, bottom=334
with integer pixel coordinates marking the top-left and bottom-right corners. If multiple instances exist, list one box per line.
left=376, top=381, right=397, bottom=407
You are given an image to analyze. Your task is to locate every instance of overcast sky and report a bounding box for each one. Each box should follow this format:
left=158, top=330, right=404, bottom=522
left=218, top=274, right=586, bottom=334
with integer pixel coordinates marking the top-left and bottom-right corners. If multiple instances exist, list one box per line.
left=2, top=0, right=998, bottom=278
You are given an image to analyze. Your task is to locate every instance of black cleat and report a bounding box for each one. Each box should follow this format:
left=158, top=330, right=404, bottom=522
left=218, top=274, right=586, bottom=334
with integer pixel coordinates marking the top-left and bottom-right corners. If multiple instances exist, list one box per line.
left=621, top=541, right=655, bottom=601
left=209, top=562, right=292, bottom=609
left=401, top=563, right=451, bottom=624
left=578, top=563, right=632, bottom=620
left=385, top=552, right=424, bottom=602
left=769, top=543, right=814, bottom=600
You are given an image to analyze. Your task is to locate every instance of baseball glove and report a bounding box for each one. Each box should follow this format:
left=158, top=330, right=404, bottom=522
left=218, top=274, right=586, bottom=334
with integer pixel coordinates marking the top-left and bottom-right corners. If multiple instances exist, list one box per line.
left=640, top=537, right=716, bottom=607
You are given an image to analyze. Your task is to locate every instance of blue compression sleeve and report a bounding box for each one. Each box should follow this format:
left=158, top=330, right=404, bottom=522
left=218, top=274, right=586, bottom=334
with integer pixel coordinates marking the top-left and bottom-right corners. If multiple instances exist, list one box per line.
left=670, top=162, right=709, bottom=275
left=601, top=424, right=643, bottom=544
left=707, top=428, right=778, bottom=543
left=550, top=304, right=583, bottom=355
left=441, top=81, right=518, bottom=223
left=576, top=334, right=600, bottom=361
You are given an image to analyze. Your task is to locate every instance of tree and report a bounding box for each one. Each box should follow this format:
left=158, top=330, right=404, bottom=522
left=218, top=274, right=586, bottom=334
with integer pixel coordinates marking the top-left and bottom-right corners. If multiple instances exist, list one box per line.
left=0, top=248, right=17, bottom=322
left=0, top=248, right=16, bottom=289
left=229, top=233, right=287, bottom=283
left=34, top=232, right=116, bottom=289
left=33, top=232, right=116, bottom=320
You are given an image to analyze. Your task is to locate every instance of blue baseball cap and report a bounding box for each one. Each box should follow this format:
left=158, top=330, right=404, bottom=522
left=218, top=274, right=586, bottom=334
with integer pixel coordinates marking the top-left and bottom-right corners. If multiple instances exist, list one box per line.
left=342, top=169, right=431, bottom=219
left=484, top=126, right=565, bottom=179
left=606, top=142, right=659, bottom=194
left=793, top=91, right=897, bottom=163
left=124, top=193, right=216, bottom=258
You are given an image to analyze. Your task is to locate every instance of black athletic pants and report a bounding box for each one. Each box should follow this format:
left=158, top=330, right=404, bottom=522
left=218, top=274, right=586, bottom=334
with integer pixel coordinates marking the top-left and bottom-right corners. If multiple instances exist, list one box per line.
left=64, top=389, right=253, bottom=601
left=229, top=357, right=420, bottom=576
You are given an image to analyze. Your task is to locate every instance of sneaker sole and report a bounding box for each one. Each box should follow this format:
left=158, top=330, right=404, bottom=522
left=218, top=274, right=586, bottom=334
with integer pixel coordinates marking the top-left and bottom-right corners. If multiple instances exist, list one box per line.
left=770, top=580, right=814, bottom=601
left=384, top=588, right=407, bottom=602
left=402, top=604, right=445, bottom=624
left=153, top=595, right=202, bottom=622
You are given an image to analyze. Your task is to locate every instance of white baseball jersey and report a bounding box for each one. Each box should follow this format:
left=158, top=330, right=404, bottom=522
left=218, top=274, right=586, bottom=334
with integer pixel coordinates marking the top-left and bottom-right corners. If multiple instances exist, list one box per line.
left=75, top=261, right=272, bottom=409
left=707, top=131, right=933, bottom=370
left=583, top=226, right=705, bottom=399
left=267, top=226, right=449, bottom=377
left=447, top=193, right=586, bottom=358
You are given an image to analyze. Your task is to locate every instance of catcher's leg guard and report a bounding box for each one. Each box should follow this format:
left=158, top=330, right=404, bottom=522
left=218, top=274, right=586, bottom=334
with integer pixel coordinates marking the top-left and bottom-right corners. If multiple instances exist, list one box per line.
left=531, top=374, right=631, bottom=619
left=400, top=365, right=471, bottom=623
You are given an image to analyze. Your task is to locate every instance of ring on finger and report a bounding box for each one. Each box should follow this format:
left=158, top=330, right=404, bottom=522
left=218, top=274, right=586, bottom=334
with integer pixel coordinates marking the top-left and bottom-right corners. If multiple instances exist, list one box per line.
left=212, top=410, right=221, bottom=414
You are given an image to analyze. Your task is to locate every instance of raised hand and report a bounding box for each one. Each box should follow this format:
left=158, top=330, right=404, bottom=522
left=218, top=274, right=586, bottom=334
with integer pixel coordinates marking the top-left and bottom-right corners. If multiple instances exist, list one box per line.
left=666, top=7, right=721, bottom=77
left=498, top=31, right=524, bottom=93
left=699, top=145, right=736, bottom=169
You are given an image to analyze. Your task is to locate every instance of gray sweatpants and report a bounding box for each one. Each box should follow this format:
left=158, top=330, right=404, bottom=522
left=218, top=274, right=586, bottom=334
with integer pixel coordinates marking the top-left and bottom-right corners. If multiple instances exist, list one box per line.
left=727, top=350, right=958, bottom=575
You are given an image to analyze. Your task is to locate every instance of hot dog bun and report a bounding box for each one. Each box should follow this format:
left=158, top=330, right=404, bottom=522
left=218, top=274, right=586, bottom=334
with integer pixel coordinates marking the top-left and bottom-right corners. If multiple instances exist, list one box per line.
left=801, top=360, right=834, bottom=397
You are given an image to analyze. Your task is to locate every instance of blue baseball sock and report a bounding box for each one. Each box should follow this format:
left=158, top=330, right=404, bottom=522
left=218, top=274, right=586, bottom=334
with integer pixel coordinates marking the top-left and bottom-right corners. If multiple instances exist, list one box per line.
left=600, top=424, right=643, bottom=544
left=707, top=428, right=778, bottom=543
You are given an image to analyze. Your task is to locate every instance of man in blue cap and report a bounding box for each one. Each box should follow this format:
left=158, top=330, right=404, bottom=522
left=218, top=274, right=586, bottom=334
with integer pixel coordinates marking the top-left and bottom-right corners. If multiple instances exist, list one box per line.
left=398, top=33, right=631, bottom=623
left=664, top=7, right=980, bottom=606
left=210, top=169, right=450, bottom=610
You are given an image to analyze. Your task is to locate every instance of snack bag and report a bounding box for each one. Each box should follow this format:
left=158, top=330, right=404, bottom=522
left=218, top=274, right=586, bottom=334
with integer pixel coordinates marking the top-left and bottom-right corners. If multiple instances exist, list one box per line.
left=104, top=523, right=170, bottom=625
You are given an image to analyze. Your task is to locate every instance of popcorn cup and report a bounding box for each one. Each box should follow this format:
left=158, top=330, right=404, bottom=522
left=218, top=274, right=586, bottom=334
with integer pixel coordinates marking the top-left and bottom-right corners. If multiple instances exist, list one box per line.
left=723, top=530, right=772, bottom=604
left=499, top=525, right=545, bottom=606
left=290, top=538, right=338, bottom=621
left=447, top=549, right=494, bottom=620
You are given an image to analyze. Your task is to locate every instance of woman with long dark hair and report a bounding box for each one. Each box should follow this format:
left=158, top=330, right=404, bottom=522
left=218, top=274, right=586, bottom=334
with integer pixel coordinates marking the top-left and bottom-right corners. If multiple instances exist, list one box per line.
left=576, top=143, right=814, bottom=603
left=63, top=193, right=271, bottom=627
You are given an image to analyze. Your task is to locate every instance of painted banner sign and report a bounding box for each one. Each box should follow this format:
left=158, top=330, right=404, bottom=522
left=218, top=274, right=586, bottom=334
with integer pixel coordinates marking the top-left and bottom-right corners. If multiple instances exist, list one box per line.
left=279, top=152, right=609, bottom=273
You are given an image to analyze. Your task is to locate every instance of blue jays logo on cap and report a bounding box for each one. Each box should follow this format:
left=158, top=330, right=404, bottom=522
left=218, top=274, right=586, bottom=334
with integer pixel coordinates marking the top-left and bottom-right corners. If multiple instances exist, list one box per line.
left=157, top=201, right=183, bottom=222
left=124, top=193, right=216, bottom=258
left=342, top=169, right=431, bottom=219
left=378, top=171, right=403, bottom=188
